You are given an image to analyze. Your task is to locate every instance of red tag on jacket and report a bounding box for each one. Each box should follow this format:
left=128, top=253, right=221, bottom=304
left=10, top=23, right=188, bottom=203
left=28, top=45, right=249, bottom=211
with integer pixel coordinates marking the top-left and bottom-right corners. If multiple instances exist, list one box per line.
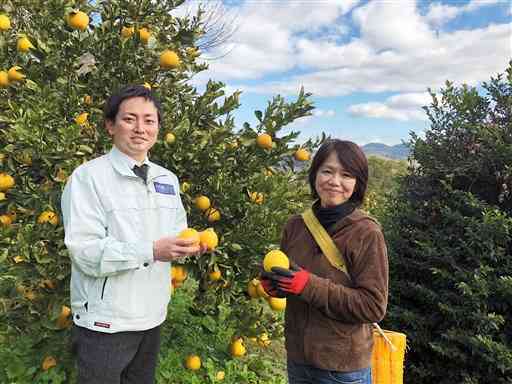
left=94, top=321, right=111, bottom=329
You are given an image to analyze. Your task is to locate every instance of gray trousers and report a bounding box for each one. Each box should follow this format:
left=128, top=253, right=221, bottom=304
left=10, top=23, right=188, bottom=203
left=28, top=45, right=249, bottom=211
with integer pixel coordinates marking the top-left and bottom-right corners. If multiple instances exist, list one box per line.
left=71, top=324, right=161, bottom=384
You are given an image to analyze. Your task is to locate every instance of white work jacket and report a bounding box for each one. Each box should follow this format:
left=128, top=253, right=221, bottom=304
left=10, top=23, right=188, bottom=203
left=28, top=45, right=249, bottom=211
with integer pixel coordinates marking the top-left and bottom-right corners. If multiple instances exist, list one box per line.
left=61, top=146, right=187, bottom=333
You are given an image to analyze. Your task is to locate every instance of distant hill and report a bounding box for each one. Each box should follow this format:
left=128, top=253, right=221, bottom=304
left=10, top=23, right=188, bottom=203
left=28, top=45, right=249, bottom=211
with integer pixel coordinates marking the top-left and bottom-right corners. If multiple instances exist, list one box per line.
left=362, top=143, right=409, bottom=160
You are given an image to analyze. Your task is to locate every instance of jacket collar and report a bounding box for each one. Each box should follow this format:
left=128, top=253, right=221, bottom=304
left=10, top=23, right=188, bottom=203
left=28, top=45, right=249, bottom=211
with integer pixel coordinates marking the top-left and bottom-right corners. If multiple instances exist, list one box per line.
left=107, top=146, right=166, bottom=181
left=108, top=146, right=146, bottom=177
left=330, top=209, right=376, bottom=233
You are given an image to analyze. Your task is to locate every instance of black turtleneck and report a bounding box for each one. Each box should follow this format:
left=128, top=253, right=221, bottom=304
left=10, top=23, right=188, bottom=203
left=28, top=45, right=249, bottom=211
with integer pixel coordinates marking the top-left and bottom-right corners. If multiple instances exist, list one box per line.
left=312, top=200, right=356, bottom=231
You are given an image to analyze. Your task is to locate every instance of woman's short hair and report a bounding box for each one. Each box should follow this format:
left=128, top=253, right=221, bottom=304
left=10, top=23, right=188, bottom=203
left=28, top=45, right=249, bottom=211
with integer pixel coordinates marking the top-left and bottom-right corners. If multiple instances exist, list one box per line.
left=103, top=84, right=162, bottom=124
left=308, top=139, right=368, bottom=206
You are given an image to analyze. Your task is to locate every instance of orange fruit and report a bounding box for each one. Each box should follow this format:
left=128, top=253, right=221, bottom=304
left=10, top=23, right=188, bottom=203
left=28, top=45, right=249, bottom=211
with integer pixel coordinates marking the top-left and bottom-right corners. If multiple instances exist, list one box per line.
left=171, top=265, right=188, bottom=282
left=257, top=333, right=271, bottom=347
left=0, top=71, right=9, bottom=87
left=0, top=214, right=12, bottom=226
left=17, top=37, right=34, bottom=52
left=185, top=354, right=201, bottom=370
left=7, top=66, right=24, bottom=82
left=160, top=50, right=181, bottom=69
left=247, top=279, right=260, bottom=298
left=67, top=10, right=89, bottom=31
left=75, top=112, right=88, bottom=125
left=61, top=305, right=71, bottom=318
left=255, top=280, right=269, bottom=299
left=205, top=207, right=221, bottom=222
left=180, top=181, right=191, bottom=193
left=42, top=356, right=57, bottom=371
left=249, top=191, right=264, bottom=204
left=294, top=148, right=311, bottom=161
left=0, top=15, right=11, bottom=31
left=55, top=168, right=67, bottom=182
left=195, top=195, right=211, bottom=211
left=121, top=26, right=134, bottom=38
left=37, top=211, right=59, bottom=225
left=138, top=27, right=151, bottom=43
left=215, top=370, right=225, bottom=381
left=268, top=297, right=286, bottom=311
left=263, top=249, right=289, bottom=272
left=209, top=269, right=222, bottom=281
left=199, top=229, right=219, bottom=251
left=230, top=338, right=246, bottom=357
left=0, top=172, right=14, bottom=191
left=57, top=305, right=72, bottom=329
left=178, top=228, right=200, bottom=246
left=13, top=255, right=24, bottom=263
left=256, top=133, right=272, bottom=149
left=164, top=132, right=175, bottom=144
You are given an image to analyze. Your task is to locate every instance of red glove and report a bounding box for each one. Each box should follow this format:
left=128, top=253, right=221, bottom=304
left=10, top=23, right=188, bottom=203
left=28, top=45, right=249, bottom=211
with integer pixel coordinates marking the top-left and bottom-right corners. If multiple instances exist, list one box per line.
left=260, top=277, right=277, bottom=297
left=269, top=262, right=310, bottom=295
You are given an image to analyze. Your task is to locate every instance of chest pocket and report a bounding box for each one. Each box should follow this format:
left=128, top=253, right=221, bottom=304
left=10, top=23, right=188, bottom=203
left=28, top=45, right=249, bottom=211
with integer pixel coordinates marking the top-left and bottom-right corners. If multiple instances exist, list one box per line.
left=152, top=194, right=178, bottom=236
left=104, top=197, right=140, bottom=240
left=105, top=194, right=178, bottom=240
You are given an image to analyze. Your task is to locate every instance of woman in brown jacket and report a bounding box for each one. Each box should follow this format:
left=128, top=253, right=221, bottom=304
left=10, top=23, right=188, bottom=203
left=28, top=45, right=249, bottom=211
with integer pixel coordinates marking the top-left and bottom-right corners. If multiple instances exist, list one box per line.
left=262, top=139, right=388, bottom=384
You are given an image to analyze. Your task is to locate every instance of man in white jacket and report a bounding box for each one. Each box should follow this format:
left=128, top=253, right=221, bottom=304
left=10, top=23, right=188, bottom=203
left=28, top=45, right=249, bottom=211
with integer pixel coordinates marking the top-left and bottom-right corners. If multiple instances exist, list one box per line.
left=61, top=85, right=203, bottom=383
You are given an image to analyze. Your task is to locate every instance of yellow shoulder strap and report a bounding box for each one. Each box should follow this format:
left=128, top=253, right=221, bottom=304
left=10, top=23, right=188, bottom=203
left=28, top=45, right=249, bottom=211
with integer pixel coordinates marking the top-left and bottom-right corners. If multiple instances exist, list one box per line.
left=302, top=208, right=348, bottom=275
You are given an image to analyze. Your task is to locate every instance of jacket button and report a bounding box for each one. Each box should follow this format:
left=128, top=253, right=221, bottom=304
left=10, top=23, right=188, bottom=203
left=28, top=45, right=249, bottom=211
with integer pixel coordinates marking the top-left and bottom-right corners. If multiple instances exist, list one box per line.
left=143, top=262, right=149, bottom=267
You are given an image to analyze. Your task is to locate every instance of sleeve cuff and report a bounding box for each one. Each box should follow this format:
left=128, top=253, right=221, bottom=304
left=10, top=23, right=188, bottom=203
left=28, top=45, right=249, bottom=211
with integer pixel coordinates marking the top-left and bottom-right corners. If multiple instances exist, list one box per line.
left=299, top=273, right=322, bottom=302
left=135, top=241, right=154, bottom=266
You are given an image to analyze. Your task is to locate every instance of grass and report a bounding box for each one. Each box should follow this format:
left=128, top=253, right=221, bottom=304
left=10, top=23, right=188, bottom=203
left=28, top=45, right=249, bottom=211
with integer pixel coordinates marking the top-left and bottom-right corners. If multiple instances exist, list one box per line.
left=156, top=279, right=287, bottom=384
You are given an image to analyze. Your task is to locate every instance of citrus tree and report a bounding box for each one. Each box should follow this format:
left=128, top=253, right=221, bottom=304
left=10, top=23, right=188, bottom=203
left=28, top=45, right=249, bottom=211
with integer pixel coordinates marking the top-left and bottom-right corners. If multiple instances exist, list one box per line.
left=0, top=1, right=318, bottom=382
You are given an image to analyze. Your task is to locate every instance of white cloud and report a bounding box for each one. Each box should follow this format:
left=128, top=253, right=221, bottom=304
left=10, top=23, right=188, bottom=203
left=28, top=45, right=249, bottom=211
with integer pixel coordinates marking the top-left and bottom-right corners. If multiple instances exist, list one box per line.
left=464, top=0, right=502, bottom=12
left=425, top=0, right=503, bottom=26
left=242, top=21, right=511, bottom=97
left=313, top=109, right=336, bottom=117
left=191, top=1, right=509, bottom=103
left=425, top=3, right=460, bottom=26
left=190, top=0, right=362, bottom=81
left=353, top=0, right=436, bottom=52
left=387, top=92, right=432, bottom=109
left=239, top=0, right=360, bottom=32
left=348, top=92, right=431, bottom=121
left=296, top=39, right=372, bottom=69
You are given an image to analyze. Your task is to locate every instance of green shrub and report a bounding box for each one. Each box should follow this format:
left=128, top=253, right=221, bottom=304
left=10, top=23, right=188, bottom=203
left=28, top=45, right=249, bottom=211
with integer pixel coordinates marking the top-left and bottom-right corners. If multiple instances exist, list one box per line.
left=384, top=62, right=512, bottom=383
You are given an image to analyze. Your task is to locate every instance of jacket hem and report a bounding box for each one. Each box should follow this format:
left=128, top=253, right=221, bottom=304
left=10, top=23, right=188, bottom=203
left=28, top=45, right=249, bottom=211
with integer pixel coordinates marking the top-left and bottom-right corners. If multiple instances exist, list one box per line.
left=72, top=310, right=167, bottom=333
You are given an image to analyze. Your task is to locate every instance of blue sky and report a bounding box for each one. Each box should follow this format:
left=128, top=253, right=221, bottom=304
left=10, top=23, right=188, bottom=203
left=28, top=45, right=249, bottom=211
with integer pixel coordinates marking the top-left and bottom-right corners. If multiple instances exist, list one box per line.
left=178, top=0, right=511, bottom=146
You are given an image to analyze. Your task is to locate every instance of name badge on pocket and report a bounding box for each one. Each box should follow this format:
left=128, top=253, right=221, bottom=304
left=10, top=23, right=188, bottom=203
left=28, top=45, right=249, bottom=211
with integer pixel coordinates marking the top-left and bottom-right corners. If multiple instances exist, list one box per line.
left=154, top=182, right=175, bottom=195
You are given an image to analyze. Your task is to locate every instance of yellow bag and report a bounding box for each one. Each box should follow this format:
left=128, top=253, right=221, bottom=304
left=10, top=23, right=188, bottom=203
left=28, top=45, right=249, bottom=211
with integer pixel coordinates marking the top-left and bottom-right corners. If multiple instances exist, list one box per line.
left=372, top=325, right=407, bottom=384
left=302, top=209, right=407, bottom=384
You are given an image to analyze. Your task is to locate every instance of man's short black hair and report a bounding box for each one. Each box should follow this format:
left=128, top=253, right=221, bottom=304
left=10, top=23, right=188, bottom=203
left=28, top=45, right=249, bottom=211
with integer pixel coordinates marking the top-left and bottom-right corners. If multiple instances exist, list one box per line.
left=103, top=85, right=162, bottom=123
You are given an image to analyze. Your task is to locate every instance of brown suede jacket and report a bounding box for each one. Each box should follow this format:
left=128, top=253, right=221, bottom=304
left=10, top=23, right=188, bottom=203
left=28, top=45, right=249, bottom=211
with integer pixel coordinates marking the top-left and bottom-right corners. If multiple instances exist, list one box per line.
left=281, top=209, right=388, bottom=372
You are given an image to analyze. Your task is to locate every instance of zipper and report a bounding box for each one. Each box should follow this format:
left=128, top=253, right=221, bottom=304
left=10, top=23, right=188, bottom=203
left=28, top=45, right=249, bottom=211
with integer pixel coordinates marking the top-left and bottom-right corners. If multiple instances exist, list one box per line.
left=101, top=277, right=108, bottom=300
